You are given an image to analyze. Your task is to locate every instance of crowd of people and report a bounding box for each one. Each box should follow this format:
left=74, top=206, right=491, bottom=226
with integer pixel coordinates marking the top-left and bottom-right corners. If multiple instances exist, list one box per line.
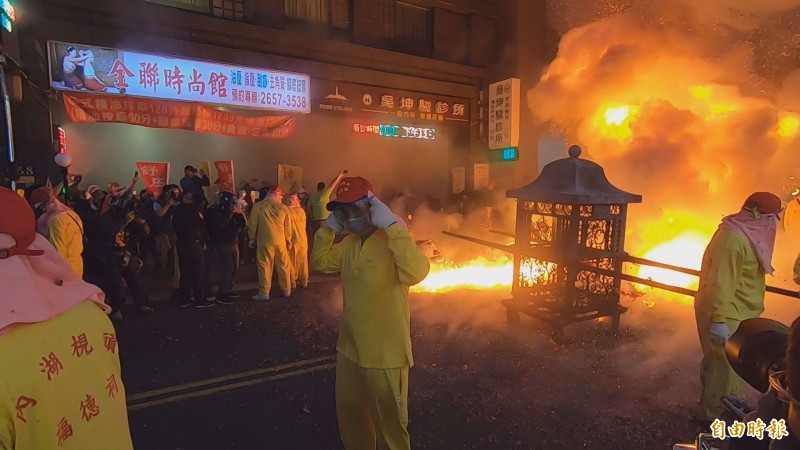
left=22, top=164, right=353, bottom=320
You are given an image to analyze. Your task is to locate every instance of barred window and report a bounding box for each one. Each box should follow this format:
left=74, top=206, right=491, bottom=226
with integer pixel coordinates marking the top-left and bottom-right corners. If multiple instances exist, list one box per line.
left=212, top=0, right=243, bottom=21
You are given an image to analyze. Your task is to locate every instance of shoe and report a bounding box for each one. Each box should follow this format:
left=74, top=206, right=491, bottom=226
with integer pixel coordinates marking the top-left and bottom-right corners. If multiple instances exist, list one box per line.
left=227, top=292, right=240, bottom=299
left=110, top=311, right=123, bottom=321
left=138, top=306, right=155, bottom=315
left=194, top=300, right=216, bottom=309
left=282, top=290, right=291, bottom=298
left=217, top=296, right=235, bottom=305
left=180, top=300, right=193, bottom=308
left=252, top=294, right=270, bottom=301
left=300, top=283, right=309, bottom=289
left=206, top=295, right=217, bottom=302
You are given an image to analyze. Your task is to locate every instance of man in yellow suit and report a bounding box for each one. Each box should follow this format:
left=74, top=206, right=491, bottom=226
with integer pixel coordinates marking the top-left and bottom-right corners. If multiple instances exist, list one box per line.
left=312, top=177, right=430, bottom=450
left=248, top=185, right=293, bottom=301
left=0, top=186, right=133, bottom=449
left=694, top=191, right=782, bottom=422
left=28, top=183, right=85, bottom=277
left=285, top=193, right=309, bottom=290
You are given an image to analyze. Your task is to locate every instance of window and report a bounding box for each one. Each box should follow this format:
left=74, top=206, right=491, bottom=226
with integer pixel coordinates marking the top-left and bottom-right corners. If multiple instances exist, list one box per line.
left=212, top=0, right=243, bottom=21
left=141, top=0, right=210, bottom=14
left=395, top=2, right=431, bottom=44
left=285, top=0, right=329, bottom=24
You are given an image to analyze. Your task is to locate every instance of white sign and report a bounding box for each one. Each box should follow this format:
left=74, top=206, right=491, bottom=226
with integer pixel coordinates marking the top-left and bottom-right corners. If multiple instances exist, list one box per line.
left=48, top=41, right=311, bottom=114
left=474, top=163, right=490, bottom=190
left=488, top=78, right=521, bottom=149
left=452, top=167, right=466, bottom=194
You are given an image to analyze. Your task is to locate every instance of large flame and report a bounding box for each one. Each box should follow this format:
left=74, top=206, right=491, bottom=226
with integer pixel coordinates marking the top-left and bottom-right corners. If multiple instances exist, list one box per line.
left=412, top=256, right=513, bottom=293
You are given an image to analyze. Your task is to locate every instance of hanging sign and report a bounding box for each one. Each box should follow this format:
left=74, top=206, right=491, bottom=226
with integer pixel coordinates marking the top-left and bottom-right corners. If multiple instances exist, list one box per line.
left=48, top=40, right=310, bottom=113
left=351, top=122, right=436, bottom=140
left=451, top=167, right=466, bottom=194
left=63, top=92, right=296, bottom=139
left=488, top=78, right=521, bottom=149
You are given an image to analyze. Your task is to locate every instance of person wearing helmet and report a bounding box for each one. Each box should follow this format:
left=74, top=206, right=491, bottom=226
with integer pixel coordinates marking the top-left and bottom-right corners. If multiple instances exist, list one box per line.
left=27, top=182, right=85, bottom=277
left=311, top=177, right=430, bottom=450
left=248, top=185, right=293, bottom=301
left=694, top=191, right=783, bottom=422
left=0, top=187, right=134, bottom=449
left=206, top=191, right=246, bottom=303
left=284, top=193, right=309, bottom=290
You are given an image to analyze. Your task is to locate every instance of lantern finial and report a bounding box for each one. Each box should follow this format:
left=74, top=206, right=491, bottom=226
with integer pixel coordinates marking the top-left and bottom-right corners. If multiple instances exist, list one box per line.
left=568, top=145, right=582, bottom=158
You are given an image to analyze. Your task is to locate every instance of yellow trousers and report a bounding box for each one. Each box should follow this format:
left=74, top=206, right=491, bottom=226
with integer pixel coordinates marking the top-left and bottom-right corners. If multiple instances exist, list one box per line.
left=336, top=353, right=410, bottom=450
left=256, top=244, right=291, bottom=295
left=695, top=310, right=744, bottom=420
left=290, top=243, right=309, bottom=288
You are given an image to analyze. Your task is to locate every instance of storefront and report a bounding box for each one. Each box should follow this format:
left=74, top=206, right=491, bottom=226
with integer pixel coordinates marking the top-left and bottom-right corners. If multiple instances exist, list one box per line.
left=47, top=39, right=473, bottom=202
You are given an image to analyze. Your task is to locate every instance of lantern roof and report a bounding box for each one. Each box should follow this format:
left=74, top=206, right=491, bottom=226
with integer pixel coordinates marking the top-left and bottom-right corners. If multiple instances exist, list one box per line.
left=506, top=145, right=643, bottom=205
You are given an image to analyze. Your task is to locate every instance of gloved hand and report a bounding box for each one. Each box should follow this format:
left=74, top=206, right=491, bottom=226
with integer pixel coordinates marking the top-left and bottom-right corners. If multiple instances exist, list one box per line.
left=248, top=240, right=256, bottom=249
left=325, top=214, right=345, bottom=233
left=368, top=193, right=398, bottom=229
left=709, top=322, right=731, bottom=345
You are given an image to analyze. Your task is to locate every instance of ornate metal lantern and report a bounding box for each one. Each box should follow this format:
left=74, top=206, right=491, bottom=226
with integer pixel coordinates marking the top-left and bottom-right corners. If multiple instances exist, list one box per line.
left=503, top=145, right=642, bottom=334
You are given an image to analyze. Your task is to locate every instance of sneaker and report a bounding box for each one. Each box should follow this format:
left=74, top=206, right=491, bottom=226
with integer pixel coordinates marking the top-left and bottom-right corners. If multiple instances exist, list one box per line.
left=282, top=290, right=291, bottom=298
left=252, top=294, right=270, bottom=301
left=110, top=311, right=124, bottom=321
left=180, top=300, right=193, bottom=308
left=217, top=296, right=235, bottom=305
left=138, top=306, right=155, bottom=315
left=227, top=292, right=240, bottom=299
left=206, top=296, right=217, bottom=302
left=194, top=300, right=216, bottom=309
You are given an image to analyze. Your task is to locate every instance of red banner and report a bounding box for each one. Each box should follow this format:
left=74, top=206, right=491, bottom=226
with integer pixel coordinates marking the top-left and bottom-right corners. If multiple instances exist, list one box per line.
left=214, top=160, right=235, bottom=194
left=63, top=93, right=295, bottom=139
left=135, top=162, right=170, bottom=193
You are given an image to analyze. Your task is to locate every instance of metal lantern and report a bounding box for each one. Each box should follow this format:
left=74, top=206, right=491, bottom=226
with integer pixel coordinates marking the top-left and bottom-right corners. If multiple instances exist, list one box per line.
left=503, top=145, right=642, bottom=335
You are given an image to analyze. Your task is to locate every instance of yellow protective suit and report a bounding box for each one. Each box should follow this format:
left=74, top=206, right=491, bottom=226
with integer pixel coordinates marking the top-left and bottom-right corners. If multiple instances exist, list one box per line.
left=0, top=300, right=133, bottom=450
left=312, top=224, right=430, bottom=450
left=694, top=228, right=766, bottom=420
left=47, top=210, right=84, bottom=278
left=248, top=199, right=293, bottom=296
left=286, top=206, right=309, bottom=289
left=308, top=186, right=334, bottom=221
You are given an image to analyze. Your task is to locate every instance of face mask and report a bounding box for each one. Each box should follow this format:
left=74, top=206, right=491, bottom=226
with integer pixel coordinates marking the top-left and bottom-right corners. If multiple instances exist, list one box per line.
left=347, top=216, right=373, bottom=237
left=32, top=202, right=47, bottom=218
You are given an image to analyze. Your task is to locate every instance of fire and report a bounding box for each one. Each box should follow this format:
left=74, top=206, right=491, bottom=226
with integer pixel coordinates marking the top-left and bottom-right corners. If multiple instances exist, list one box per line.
left=777, top=114, right=800, bottom=138
left=412, top=256, right=513, bottom=293
left=593, top=104, right=640, bottom=142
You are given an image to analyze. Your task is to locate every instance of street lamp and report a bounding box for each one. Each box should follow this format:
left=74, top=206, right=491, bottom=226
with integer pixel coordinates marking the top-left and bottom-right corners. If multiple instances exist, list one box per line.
left=54, top=153, right=72, bottom=202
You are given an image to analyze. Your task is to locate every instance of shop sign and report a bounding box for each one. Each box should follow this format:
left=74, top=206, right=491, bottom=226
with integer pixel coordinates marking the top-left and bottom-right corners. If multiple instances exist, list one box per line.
left=352, top=122, right=436, bottom=140
left=63, top=92, right=296, bottom=140
left=48, top=41, right=310, bottom=114
left=488, top=78, right=520, bottom=149
left=141, top=0, right=210, bottom=13
left=315, top=79, right=469, bottom=126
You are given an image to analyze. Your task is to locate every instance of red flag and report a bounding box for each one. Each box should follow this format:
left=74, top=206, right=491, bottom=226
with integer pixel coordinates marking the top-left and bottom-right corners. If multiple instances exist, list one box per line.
left=214, top=161, right=235, bottom=194
left=135, top=162, right=170, bottom=193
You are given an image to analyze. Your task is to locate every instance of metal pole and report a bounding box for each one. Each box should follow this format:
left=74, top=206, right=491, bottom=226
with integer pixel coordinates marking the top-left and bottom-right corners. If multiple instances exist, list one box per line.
left=0, top=63, right=15, bottom=190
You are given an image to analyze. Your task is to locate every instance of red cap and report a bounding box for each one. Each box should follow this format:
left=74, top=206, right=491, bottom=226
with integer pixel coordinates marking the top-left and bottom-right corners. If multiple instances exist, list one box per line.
left=743, top=192, right=782, bottom=215
left=0, top=187, right=44, bottom=259
left=327, top=177, right=373, bottom=211
left=269, top=185, right=283, bottom=196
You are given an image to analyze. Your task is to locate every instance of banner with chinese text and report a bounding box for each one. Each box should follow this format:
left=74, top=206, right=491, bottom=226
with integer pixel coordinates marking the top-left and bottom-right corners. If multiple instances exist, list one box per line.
left=48, top=41, right=310, bottom=113
left=214, top=160, right=236, bottom=194
left=312, top=79, right=470, bottom=127
left=488, top=78, right=521, bottom=149
left=277, top=164, right=304, bottom=194
left=63, top=93, right=296, bottom=140
left=135, top=162, right=170, bottom=193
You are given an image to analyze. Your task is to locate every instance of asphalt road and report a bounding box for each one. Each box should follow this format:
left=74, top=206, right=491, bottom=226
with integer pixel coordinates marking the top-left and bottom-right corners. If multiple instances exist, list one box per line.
left=114, top=273, right=723, bottom=450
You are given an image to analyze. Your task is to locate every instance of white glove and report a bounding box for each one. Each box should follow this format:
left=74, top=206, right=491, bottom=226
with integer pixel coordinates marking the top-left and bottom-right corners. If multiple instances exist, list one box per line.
left=248, top=240, right=256, bottom=249
left=325, top=214, right=345, bottom=233
left=709, top=322, right=731, bottom=345
left=368, top=193, right=398, bottom=229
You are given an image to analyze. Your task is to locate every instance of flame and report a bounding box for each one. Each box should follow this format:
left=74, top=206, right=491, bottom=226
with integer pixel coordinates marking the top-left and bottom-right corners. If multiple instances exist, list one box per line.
left=593, top=103, right=640, bottom=142
left=412, top=256, right=513, bottom=293
left=777, top=114, right=800, bottom=138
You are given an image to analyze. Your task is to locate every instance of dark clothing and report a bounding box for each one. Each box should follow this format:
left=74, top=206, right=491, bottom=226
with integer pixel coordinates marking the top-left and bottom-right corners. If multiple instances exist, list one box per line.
left=207, top=242, right=238, bottom=297
left=177, top=242, right=207, bottom=305
left=206, top=206, right=246, bottom=245
left=180, top=174, right=210, bottom=204
left=172, top=202, right=209, bottom=247
left=84, top=259, right=150, bottom=313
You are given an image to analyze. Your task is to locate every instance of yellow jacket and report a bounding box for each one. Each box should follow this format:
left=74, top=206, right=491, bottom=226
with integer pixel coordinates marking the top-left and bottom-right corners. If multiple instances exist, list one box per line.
left=0, top=300, right=133, bottom=450
left=248, top=199, right=293, bottom=246
left=47, top=210, right=84, bottom=278
left=311, top=224, right=430, bottom=369
left=286, top=207, right=307, bottom=245
left=695, top=228, right=766, bottom=322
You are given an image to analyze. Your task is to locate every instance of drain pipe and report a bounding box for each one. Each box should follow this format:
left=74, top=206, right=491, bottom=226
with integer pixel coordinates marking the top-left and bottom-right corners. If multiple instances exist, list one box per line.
left=0, top=58, right=15, bottom=190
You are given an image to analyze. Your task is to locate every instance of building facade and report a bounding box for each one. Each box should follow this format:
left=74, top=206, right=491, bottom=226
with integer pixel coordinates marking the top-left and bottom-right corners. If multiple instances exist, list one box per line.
left=1, top=0, right=508, bottom=201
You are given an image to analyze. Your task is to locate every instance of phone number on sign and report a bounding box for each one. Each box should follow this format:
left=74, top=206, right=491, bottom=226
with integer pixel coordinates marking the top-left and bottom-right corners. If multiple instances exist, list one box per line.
left=259, top=93, right=307, bottom=109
